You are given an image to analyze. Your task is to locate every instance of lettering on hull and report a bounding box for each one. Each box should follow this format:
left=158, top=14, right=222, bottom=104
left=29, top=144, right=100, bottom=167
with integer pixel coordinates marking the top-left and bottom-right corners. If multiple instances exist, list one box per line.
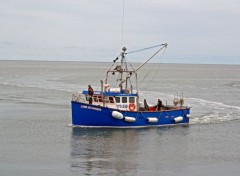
left=80, top=105, right=102, bottom=111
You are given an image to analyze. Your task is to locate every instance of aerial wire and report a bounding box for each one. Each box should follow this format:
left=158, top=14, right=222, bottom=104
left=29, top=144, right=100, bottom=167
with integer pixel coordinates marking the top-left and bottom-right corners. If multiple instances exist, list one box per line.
left=121, top=0, right=125, bottom=46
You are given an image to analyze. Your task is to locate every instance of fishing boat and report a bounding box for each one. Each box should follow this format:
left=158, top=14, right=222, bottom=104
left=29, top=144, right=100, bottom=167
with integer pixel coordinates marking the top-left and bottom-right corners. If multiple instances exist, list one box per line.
left=71, top=43, right=191, bottom=128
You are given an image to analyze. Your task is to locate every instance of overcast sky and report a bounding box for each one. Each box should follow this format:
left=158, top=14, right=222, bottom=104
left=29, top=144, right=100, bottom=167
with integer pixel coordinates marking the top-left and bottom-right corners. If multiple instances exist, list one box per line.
left=0, top=0, right=240, bottom=64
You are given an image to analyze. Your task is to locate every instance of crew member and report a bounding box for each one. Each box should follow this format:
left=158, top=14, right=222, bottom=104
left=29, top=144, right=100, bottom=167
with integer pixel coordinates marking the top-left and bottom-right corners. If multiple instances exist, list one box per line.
left=156, top=99, right=163, bottom=111
left=88, top=85, right=94, bottom=104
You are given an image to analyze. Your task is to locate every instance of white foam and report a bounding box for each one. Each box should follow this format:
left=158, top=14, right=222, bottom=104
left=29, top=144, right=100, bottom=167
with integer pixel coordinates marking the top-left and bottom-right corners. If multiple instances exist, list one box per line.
left=67, top=124, right=73, bottom=127
left=189, top=98, right=240, bottom=111
left=188, top=98, right=240, bottom=124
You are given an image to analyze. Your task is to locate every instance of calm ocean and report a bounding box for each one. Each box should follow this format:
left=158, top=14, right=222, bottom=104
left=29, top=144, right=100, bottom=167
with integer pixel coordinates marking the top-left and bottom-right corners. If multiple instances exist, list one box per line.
left=0, top=60, right=240, bottom=176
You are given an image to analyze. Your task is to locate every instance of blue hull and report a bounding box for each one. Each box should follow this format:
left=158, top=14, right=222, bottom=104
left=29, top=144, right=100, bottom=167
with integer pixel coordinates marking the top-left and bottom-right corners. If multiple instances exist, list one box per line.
left=71, top=101, right=190, bottom=128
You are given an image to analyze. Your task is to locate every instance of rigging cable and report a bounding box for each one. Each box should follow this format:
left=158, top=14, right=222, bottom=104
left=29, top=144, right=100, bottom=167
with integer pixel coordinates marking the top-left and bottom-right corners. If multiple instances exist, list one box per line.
left=139, top=46, right=167, bottom=88
left=141, top=46, right=167, bottom=82
left=91, top=54, right=121, bottom=91
left=117, top=43, right=167, bottom=86
left=150, top=47, right=167, bottom=83
left=124, top=57, right=133, bottom=89
left=126, top=44, right=165, bottom=55
left=125, top=55, right=136, bottom=72
left=103, top=54, right=121, bottom=82
left=147, top=47, right=167, bottom=86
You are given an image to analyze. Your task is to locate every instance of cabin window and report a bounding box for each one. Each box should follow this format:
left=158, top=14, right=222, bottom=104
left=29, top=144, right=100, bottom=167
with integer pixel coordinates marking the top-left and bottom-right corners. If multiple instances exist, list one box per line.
left=129, top=97, right=135, bottom=103
left=98, top=96, right=103, bottom=102
left=109, top=97, right=114, bottom=103
left=115, top=97, right=120, bottom=103
left=122, top=97, right=127, bottom=103
left=93, top=95, right=98, bottom=102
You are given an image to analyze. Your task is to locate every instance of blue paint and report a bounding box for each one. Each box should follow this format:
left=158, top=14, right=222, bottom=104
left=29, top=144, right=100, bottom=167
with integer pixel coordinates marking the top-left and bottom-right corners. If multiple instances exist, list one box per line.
left=71, top=101, right=190, bottom=127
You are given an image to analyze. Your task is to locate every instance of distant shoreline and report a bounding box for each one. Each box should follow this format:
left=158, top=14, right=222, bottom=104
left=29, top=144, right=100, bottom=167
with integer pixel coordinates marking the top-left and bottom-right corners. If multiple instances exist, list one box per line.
left=0, top=60, right=239, bottom=66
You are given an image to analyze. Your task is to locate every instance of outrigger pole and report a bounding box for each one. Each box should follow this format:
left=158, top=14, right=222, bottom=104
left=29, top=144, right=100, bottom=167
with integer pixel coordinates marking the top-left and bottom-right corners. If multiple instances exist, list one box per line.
left=118, top=43, right=168, bottom=86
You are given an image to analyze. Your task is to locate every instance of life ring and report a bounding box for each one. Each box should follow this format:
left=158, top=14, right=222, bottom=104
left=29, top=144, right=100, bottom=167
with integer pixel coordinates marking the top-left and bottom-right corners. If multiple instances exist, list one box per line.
left=128, top=103, right=136, bottom=111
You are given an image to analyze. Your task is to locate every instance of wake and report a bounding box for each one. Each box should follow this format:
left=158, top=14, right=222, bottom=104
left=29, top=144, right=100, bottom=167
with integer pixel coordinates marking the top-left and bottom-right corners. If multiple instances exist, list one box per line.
left=140, top=91, right=240, bottom=124
left=186, top=98, right=240, bottom=124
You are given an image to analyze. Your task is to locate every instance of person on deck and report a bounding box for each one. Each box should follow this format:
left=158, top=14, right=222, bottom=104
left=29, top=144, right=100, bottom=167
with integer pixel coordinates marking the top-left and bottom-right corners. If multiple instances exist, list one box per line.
left=156, top=99, right=163, bottom=111
left=88, top=85, right=94, bottom=104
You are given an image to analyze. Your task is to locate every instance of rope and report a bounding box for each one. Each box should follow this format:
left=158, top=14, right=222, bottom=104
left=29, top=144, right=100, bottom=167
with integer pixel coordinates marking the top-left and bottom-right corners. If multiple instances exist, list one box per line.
left=124, top=58, right=134, bottom=89
left=90, top=57, right=120, bottom=91
left=140, top=46, right=167, bottom=88
left=102, top=54, right=121, bottom=83
left=148, top=47, right=167, bottom=84
left=126, top=44, right=165, bottom=55
left=125, top=56, right=136, bottom=71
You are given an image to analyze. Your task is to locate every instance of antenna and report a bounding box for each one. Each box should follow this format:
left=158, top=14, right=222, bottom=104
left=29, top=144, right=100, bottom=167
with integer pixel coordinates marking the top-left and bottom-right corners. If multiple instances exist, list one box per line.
left=121, top=0, right=125, bottom=45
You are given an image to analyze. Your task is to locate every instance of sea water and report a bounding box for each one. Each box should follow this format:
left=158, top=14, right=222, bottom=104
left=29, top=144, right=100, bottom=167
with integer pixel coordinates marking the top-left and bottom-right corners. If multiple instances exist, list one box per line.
left=0, top=61, right=240, bottom=176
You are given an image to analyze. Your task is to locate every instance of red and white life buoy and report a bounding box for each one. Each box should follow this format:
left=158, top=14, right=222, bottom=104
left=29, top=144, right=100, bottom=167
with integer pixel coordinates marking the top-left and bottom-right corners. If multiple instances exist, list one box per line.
left=128, top=103, right=136, bottom=111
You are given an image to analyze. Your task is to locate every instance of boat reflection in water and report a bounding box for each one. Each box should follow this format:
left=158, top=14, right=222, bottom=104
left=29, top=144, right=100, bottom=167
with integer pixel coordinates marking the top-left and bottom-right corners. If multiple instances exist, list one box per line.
left=70, top=125, right=190, bottom=175
left=70, top=127, right=140, bottom=175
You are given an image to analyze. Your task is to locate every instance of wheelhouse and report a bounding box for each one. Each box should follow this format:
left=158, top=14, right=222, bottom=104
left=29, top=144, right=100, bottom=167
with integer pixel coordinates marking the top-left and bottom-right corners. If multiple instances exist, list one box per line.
left=82, top=90, right=138, bottom=111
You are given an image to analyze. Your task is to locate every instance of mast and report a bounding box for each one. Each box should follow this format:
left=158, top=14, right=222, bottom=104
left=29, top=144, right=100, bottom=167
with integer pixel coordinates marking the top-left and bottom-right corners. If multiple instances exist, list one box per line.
left=104, top=43, right=167, bottom=94
left=105, top=46, right=132, bottom=91
left=119, top=47, right=127, bottom=89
